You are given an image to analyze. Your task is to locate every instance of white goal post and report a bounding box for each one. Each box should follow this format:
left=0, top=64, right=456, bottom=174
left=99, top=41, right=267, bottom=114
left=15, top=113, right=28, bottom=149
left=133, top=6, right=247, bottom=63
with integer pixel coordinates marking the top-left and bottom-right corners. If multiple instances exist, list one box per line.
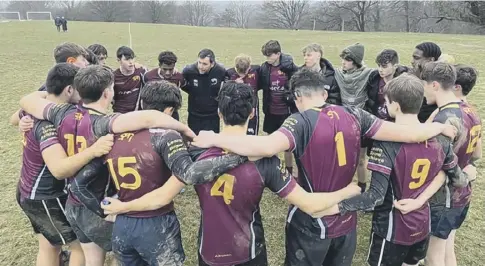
left=0, top=12, right=21, bottom=21
left=26, top=11, right=52, bottom=21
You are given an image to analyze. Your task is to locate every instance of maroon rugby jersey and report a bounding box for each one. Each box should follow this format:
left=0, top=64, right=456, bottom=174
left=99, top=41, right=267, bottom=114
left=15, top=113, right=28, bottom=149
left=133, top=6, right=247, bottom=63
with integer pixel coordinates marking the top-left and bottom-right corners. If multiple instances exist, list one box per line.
left=365, top=137, right=462, bottom=245
left=433, top=101, right=482, bottom=207
left=268, top=65, right=290, bottom=115
left=278, top=104, right=383, bottom=239
left=113, top=67, right=147, bottom=113
left=194, top=148, right=297, bottom=266
left=43, top=103, right=119, bottom=205
left=143, top=68, right=183, bottom=120
left=18, top=111, right=65, bottom=200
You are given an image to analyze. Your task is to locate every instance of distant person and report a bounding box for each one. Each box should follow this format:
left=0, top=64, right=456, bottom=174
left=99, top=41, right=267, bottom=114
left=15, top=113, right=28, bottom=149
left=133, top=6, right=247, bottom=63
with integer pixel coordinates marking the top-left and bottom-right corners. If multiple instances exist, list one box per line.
left=181, top=49, right=226, bottom=134
left=87, top=44, right=108, bottom=66
left=61, top=17, right=67, bottom=32
left=54, top=16, right=61, bottom=32
left=144, top=51, right=184, bottom=121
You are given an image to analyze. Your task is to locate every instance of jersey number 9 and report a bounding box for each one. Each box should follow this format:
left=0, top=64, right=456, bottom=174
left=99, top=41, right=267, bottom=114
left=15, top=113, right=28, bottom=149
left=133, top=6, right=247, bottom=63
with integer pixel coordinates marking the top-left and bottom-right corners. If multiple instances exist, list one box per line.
left=409, top=158, right=431, bottom=190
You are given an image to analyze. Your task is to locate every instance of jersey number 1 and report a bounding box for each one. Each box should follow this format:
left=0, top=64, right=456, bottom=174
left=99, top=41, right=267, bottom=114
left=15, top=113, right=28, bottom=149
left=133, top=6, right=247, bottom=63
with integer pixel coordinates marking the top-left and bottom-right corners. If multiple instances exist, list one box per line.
left=106, top=157, right=142, bottom=190
left=211, top=174, right=235, bottom=205
left=335, top=131, right=347, bottom=166
left=64, top=134, right=87, bottom=156
left=466, top=125, right=481, bottom=154
left=409, top=159, right=431, bottom=189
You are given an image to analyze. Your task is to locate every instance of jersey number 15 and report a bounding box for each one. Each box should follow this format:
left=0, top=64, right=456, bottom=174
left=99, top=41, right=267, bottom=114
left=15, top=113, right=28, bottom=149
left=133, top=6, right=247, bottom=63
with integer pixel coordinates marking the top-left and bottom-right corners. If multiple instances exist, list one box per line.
left=106, top=157, right=142, bottom=190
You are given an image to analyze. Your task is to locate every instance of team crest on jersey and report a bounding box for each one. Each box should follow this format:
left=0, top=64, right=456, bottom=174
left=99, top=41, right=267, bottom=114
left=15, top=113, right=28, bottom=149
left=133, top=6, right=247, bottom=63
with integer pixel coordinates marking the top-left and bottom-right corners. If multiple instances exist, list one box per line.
left=248, top=74, right=255, bottom=79
left=327, top=111, right=340, bottom=120
left=278, top=70, right=284, bottom=75
left=132, top=76, right=140, bottom=81
left=211, top=78, right=218, bottom=85
left=75, top=112, right=83, bottom=120
left=193, top=79, right=199, bottom=87
left=118, top=133, right=134, bottom=142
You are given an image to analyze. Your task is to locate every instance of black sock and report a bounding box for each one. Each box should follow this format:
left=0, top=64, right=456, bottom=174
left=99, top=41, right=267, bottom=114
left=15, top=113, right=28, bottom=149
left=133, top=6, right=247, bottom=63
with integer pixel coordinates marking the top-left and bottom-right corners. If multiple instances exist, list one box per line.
left=358, top=182, right=366, bottom=193
left=286, top=167, right=293, bottom=174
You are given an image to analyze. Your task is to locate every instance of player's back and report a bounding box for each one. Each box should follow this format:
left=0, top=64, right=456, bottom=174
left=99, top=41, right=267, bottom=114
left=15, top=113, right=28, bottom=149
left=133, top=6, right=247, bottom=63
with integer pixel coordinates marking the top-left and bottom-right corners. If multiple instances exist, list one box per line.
left=372, top=138, right=446, bottom=245
left=194, top=147, right=295, bottom=265
left=19, top=112, right=65, bottom=200
left=433, top=101, right=481, bottom=207
left=104, top=129, right=173, bottom=218
left=113, top=67, right=146, bottom=113
left=281, top=105, right=381, bottom=239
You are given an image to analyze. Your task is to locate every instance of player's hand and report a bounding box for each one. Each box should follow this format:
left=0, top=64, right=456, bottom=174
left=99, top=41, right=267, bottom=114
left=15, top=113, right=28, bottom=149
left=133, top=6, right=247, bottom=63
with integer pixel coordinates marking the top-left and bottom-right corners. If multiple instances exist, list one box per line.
left=463, top=164, right=477, bottom=182
left=104, top=214, right=117, bottom=223
left=18, top=116, right=34, bottom=132
left=181, top=127, right=196, bottom=140
left=101, top=197, right=128, bottom=215
left=393, top=198, right=424, bottom=215
left=90, top=134, right=114, bottom=157
left=441, top=123, right=457, bottom=140
left=134, top=62, right=144, bottom=69
left=192, top=130, right=217, bottom=148
left=345, top=182, right=362, bottom=198
left=235, top=78, right=244, bottom=84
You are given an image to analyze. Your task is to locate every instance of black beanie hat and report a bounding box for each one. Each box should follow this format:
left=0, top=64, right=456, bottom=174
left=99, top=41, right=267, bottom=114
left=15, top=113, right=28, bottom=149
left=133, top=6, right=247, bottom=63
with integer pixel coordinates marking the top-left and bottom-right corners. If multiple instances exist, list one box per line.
left=416, top=42, right=442, bottom=61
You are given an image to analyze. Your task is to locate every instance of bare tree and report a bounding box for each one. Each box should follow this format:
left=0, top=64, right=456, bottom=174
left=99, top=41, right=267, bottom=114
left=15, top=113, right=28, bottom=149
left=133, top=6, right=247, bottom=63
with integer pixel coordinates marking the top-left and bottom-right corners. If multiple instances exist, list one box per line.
left=228, top=1, right=254, bottom=28
left=260, top=0, right=310, bottom=29
left=6, top=1, right=49, bottom=19
left=180, top=0, right=214, bottom=26
left=330, top=1, right=377, bottom=32
left=87, top=1, right=132, bottom=22
left=135, top=0, right=175, bottom=24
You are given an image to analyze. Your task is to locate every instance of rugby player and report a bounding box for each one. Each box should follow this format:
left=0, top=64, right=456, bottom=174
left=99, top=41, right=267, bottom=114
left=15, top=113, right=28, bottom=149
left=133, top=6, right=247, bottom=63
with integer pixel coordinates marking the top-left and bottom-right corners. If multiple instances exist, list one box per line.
left=16, top=63, right=113, bottom=266
left=87, top=44, right=108, bottom=66
left=181, top=49, right=226, bottom=134
left=18, top=65, right=196, bottom=266
left=70, top=80, right=250, bottom=265
left=315, top=74, right=476, bottom=266
left=259, top=40, right=298, bottom=175
left=144, top=51, right=184, bottom=120
left=420, top=62, right=482, bottom=266
left=411, top=42, right=442, bottom=122
left=301, top=43, right=340, bottom=105
left=225, top=54, right=260, bottom=135
left=112, top=46, right=147, bottom=113
left=99, top=81, right=362, bottom=266
left=192, top=69, right=457, bottom=266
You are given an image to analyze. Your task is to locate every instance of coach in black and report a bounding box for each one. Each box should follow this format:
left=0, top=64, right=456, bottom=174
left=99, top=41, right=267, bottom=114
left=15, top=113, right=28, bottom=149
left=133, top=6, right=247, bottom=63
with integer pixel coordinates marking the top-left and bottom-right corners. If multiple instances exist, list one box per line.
left=182, top=49, right=226, bottom=134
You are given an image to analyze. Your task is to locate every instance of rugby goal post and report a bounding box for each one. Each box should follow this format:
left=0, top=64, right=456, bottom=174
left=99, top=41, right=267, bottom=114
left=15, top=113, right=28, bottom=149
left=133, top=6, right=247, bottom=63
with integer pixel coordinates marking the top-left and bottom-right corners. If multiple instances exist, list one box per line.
left=26, top=11, right=52, bottom=21
left=0, top=12, right=21, bottom=21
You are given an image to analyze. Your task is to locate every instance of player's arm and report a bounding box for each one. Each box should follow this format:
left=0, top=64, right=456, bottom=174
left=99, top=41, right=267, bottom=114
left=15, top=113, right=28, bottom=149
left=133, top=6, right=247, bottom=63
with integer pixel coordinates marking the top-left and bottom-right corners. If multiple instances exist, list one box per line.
left=192, top=113, right=307, bottom=157
left=92, top=110, right=195, bottom=140
left=18, top=91, right=50, bottom=120
left=394, top=171, right=446, bottom=215
left=439, top=135, right=477, bottom=187
left=101, top=175, right=184, bottom=215
left=9, top=109, right=22, bottom=126
left=155, top=130, right=248, bottom=185
left=38, top=121, right=114, bottom=179
left=70, top=159, right=109, bottom=218
left=352, top=107, right=456, bottom=143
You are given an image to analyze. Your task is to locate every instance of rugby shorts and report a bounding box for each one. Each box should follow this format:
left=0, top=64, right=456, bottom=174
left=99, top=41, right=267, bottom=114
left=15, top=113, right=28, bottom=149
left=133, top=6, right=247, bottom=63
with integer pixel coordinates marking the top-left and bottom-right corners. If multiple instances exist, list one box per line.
left=430, top=203, right=470, bottom=239
left=367, top=232, right=429, bottom=266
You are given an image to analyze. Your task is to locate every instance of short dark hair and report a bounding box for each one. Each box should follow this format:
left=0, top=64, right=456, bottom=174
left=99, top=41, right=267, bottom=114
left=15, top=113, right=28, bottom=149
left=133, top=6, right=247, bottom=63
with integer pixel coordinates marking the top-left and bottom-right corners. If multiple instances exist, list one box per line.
left=455, top=64, right=478, bottom=96
left=140, top=81, right=182, bottom=112
left=217, top=81, right=254, bottom=126
left=87, top=44, right=108, bottom=57
left=45, top=63, right=80, bottom=96
left=158, top=51, right=177, bottom=66
left=198, top=49, right=215, bottom=63
left=261, top=40, right=281, bottom=56
left=421, top=62, right=457, bottom=90
left=289, top=68, right=328, bottom=97
left=416, top=42, right=442, bottom=61
left=53, top=42, right=88, bottom=63
left=74, top=65, right=114, bottom=104
left=376, top=49, right=399, bottom=66
left=116, top=46, right=135, bottom=60
left=85, top=49, right=99, bottom=65
left=384, top=74, right=424, bottom=114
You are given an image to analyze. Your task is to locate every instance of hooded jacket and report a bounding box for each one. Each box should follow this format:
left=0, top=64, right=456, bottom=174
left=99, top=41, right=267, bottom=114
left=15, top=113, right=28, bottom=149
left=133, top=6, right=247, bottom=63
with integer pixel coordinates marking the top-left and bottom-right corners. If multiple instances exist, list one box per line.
left=258, top=53, right=299, bottom=115
left=366, top=65, right=409, bottom=115
left=300, top=58, right=341, bottom=105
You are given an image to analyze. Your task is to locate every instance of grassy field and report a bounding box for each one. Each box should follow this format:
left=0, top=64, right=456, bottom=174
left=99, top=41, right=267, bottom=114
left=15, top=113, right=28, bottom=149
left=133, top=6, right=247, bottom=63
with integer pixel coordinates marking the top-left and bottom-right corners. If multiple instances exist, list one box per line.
left=0, top=20, right=484, bottom=265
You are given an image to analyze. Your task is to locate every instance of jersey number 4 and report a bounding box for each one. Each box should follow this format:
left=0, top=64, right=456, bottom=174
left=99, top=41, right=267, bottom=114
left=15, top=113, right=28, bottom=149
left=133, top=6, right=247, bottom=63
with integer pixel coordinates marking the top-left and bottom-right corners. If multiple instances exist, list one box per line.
left=211, top=174, right=235, bottom=205
left=106, top=157, right=142, bottom=190
left=409, top=159, right=431, bottom=190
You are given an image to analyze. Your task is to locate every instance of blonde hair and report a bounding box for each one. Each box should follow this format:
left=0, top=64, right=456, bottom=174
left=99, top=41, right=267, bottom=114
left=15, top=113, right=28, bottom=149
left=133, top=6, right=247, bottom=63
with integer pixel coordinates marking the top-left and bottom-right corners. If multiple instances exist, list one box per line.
left=438, top=54, right=456, bottom=64
left=234, top=54, right=251, bottom=74
left=302, top=43, right=323, bottom=56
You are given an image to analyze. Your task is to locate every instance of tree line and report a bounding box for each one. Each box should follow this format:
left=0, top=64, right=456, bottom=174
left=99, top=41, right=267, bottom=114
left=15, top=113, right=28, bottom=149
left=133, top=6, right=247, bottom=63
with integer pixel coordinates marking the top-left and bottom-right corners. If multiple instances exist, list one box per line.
left=2, top=1, right=485, bottom=35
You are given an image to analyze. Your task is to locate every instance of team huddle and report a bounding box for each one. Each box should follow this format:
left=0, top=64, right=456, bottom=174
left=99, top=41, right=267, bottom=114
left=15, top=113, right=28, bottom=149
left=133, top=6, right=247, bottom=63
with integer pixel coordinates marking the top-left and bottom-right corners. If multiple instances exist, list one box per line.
left=10, top=39, right=481, bottom=266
